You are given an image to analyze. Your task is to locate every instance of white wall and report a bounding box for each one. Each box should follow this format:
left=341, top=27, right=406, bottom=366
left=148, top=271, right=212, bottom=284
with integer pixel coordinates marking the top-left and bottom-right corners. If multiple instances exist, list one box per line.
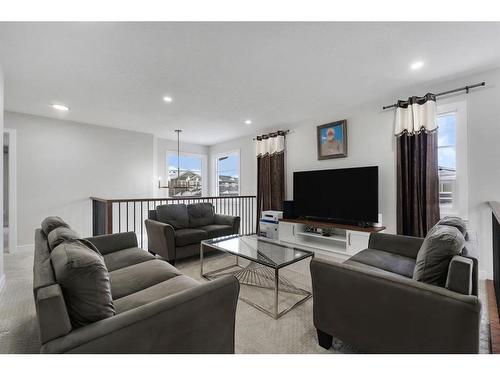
left=285, top=106, right=397, bottom=229
left=207, top=105, right=396, bottom=230
left=208, top=67, right=500, bottom=278
left=448, top=68, right=500, bottom=278
left=5, top=111, right=155, bottom=246
left=0, top=68, right=4, bottom=288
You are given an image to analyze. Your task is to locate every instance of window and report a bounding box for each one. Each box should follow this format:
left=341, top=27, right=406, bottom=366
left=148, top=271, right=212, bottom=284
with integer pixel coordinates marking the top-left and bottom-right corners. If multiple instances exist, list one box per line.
left=437, top=100, right=467, bottom=218
left=166, top=152, right=205, bottom=197
left=215, top=151, right=240, bottom=196
left=437, top=113, right=457, bottom=210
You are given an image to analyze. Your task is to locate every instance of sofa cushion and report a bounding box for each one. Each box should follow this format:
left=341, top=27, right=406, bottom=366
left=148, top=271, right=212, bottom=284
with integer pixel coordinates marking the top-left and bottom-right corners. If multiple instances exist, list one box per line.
left=41, top=216, right=69, bottom=235
left=86, top=232, right=138, bottom=255
left=103, top=247, right=156, bottom=272
left=109, top=259, right=182, bottom=299
left=343, top=258, right=411, bottom=280
left=175, top=228, right=208, bottom=247
left=50, top=241, right=115, bottom=328
left=114, top=275, right=199, bottom=314
left=47, top=227, right=80, bottom=251
left=346, top=248, right=416, bottom=278
left=437, top=216, right=467, bottom=237
left=156, top=204, right=189, bottom=229
left=413, top=225, right=465, bottom=287
left=188, top=203, right=215, bottom=227
left=198, top=224, right=234, bottom=239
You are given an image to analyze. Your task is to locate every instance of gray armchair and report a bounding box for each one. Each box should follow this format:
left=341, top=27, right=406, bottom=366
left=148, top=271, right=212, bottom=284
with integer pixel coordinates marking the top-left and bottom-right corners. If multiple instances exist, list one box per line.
left=145, top=202, right=240, bottom=263
left=310, top=232, right=481, bottom=353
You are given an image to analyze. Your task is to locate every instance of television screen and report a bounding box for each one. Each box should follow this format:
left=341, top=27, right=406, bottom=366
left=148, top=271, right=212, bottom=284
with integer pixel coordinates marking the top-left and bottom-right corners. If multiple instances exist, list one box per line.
left=293, top=166, right=378, bottom=223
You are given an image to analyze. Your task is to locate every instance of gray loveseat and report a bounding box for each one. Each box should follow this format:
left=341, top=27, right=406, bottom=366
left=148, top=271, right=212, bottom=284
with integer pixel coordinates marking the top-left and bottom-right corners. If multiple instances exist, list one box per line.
left=33, top=217, right=240, bottom=353
left=311, top=220, right=481, bottom=353
left=145, top=202, right=240, bottom=264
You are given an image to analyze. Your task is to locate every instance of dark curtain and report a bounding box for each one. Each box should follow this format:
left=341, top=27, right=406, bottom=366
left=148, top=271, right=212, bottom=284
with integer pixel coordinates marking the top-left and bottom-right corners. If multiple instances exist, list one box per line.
left=397, top=131, right=440, bottom=237
left=256, top=151, right=285, bottom=231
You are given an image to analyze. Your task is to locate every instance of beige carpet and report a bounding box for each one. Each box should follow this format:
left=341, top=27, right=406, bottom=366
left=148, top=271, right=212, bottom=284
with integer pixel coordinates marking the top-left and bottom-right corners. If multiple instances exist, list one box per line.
left=0, top=247, right=491, bottom=354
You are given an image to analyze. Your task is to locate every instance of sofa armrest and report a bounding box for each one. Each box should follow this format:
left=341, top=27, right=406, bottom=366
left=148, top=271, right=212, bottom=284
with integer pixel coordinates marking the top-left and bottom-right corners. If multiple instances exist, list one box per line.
left=41, top=275, right=240, bottom=353
left=446, top=255, right=474, bottom=295
left=214, top=214, right=240, bottom=234
left=145, top=219, right=176, bottom=260
left=310, top=257, right=481, bottom=353
left=35, top=284, right=72, bottom=344
left=368, top=232, right=424, bottom=259
left=85, top=232, right=138, bottom=255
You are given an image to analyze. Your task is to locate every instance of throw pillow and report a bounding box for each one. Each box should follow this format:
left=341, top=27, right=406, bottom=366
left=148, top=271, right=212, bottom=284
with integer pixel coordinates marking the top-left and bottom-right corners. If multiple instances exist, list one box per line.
left=41, top=216, right=69, bottom=235
left=437, top=216, right=467, bottom=237
left=47, top=227, right=80, bottom=251
left=51, top=241, right=115, bottom=328
left=413, top=225, right=465, bottom=287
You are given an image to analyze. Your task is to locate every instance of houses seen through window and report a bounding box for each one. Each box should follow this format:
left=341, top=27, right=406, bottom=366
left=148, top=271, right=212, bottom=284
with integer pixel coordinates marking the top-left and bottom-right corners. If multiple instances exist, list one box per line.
left=167, top=153, right=203, bottom=197
left=437, top=112, right=457, bottom=211
left=216, top=152, right=240, bottom=196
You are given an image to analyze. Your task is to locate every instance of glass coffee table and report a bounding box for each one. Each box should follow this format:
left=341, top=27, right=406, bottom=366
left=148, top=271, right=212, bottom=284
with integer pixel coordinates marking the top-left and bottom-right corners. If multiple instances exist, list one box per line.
left=200, top=235, right=314, bottom=319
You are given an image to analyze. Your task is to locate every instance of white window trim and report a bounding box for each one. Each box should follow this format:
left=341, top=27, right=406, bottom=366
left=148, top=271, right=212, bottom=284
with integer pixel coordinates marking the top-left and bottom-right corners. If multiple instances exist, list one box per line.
left=213, top=149, right=241, bottom=197
left=165, top=150, right=208, bottom=197
left=437, top=99, right=468, bottom=220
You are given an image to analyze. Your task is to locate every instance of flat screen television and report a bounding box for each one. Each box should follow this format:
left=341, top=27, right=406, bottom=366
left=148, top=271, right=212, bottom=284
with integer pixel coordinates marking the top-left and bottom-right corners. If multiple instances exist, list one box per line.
left=293, top=166, right=378, bottom=224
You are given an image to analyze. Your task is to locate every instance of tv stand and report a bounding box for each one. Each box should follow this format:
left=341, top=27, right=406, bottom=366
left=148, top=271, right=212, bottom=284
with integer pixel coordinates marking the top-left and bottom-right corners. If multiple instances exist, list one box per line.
left=278, top=218, right=385, bottom=258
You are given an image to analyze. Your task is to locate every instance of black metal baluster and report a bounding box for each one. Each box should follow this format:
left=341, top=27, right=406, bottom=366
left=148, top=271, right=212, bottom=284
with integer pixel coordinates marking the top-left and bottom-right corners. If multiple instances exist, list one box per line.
left=140, top=202, right=144, bottom=249
left=251, top=197, right=254, bottom=234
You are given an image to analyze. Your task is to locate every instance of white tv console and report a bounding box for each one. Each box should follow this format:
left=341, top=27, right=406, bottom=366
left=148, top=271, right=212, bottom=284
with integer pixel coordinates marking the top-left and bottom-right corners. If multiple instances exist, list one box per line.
left=278, top=218, right=385, bottom=259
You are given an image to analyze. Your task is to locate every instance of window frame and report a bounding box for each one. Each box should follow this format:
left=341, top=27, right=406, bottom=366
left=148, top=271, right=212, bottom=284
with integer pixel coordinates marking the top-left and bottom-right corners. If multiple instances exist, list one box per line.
left=213, top=149, right=241, bottom=197
left=436, top=99, right=468, bottom=219
left=165, top=150, right=208, bottom=197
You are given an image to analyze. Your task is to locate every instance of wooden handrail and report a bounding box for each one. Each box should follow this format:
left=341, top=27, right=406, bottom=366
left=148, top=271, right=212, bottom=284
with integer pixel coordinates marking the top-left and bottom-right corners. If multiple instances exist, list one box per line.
left=90, top=195, right=256, bottom=203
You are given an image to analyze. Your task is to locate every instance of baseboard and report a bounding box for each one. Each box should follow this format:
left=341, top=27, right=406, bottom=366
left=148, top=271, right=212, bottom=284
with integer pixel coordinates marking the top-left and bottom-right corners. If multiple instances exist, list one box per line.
left=479, top=270, right=490, bottom=280
left=17, top=244, right=34, bottom=252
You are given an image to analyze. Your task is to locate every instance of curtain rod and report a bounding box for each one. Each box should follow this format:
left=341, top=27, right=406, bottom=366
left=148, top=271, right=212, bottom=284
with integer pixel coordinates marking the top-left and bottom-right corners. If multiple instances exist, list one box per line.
left=253, top=130, right=289, bottom=141
left=382, top=81, right=486, bottom=110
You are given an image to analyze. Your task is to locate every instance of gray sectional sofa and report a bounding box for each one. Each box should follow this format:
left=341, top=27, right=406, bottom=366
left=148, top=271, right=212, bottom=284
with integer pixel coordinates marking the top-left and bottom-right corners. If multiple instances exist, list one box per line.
left=33, top=217, right=240, bottom=353
left=145, top=202, right=240, bottom=263
left=311, top=218, right=481, bottom=354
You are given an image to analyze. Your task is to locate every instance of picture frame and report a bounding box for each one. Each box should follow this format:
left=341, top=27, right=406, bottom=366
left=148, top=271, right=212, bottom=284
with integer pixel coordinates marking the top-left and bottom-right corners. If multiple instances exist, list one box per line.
left=317, top=120, right=348, bottom=160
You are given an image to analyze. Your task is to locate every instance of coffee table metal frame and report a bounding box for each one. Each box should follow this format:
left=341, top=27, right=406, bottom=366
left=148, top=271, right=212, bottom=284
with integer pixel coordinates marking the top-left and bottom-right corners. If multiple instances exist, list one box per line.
left=200, top=235, right=314, bottom=319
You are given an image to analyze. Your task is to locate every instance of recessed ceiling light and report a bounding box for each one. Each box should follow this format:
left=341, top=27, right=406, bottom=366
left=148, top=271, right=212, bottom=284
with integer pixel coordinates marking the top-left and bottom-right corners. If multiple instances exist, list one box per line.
left=410, top=61, right=424, bottom=70
left=245, top=119, right=252, bottom=125
left=163, top=96, right=173, bottom=103
left=51, top=104, right=69, bottom=111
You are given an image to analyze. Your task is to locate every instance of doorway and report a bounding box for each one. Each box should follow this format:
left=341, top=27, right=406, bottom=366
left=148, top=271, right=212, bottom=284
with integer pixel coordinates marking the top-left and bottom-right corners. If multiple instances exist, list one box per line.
left=3, top=129, right=16, bottom=253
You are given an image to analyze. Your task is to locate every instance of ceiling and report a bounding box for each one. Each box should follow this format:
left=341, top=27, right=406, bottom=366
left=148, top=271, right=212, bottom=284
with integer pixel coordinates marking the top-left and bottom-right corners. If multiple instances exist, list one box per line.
left=0, top=22, right=499, bottom=145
